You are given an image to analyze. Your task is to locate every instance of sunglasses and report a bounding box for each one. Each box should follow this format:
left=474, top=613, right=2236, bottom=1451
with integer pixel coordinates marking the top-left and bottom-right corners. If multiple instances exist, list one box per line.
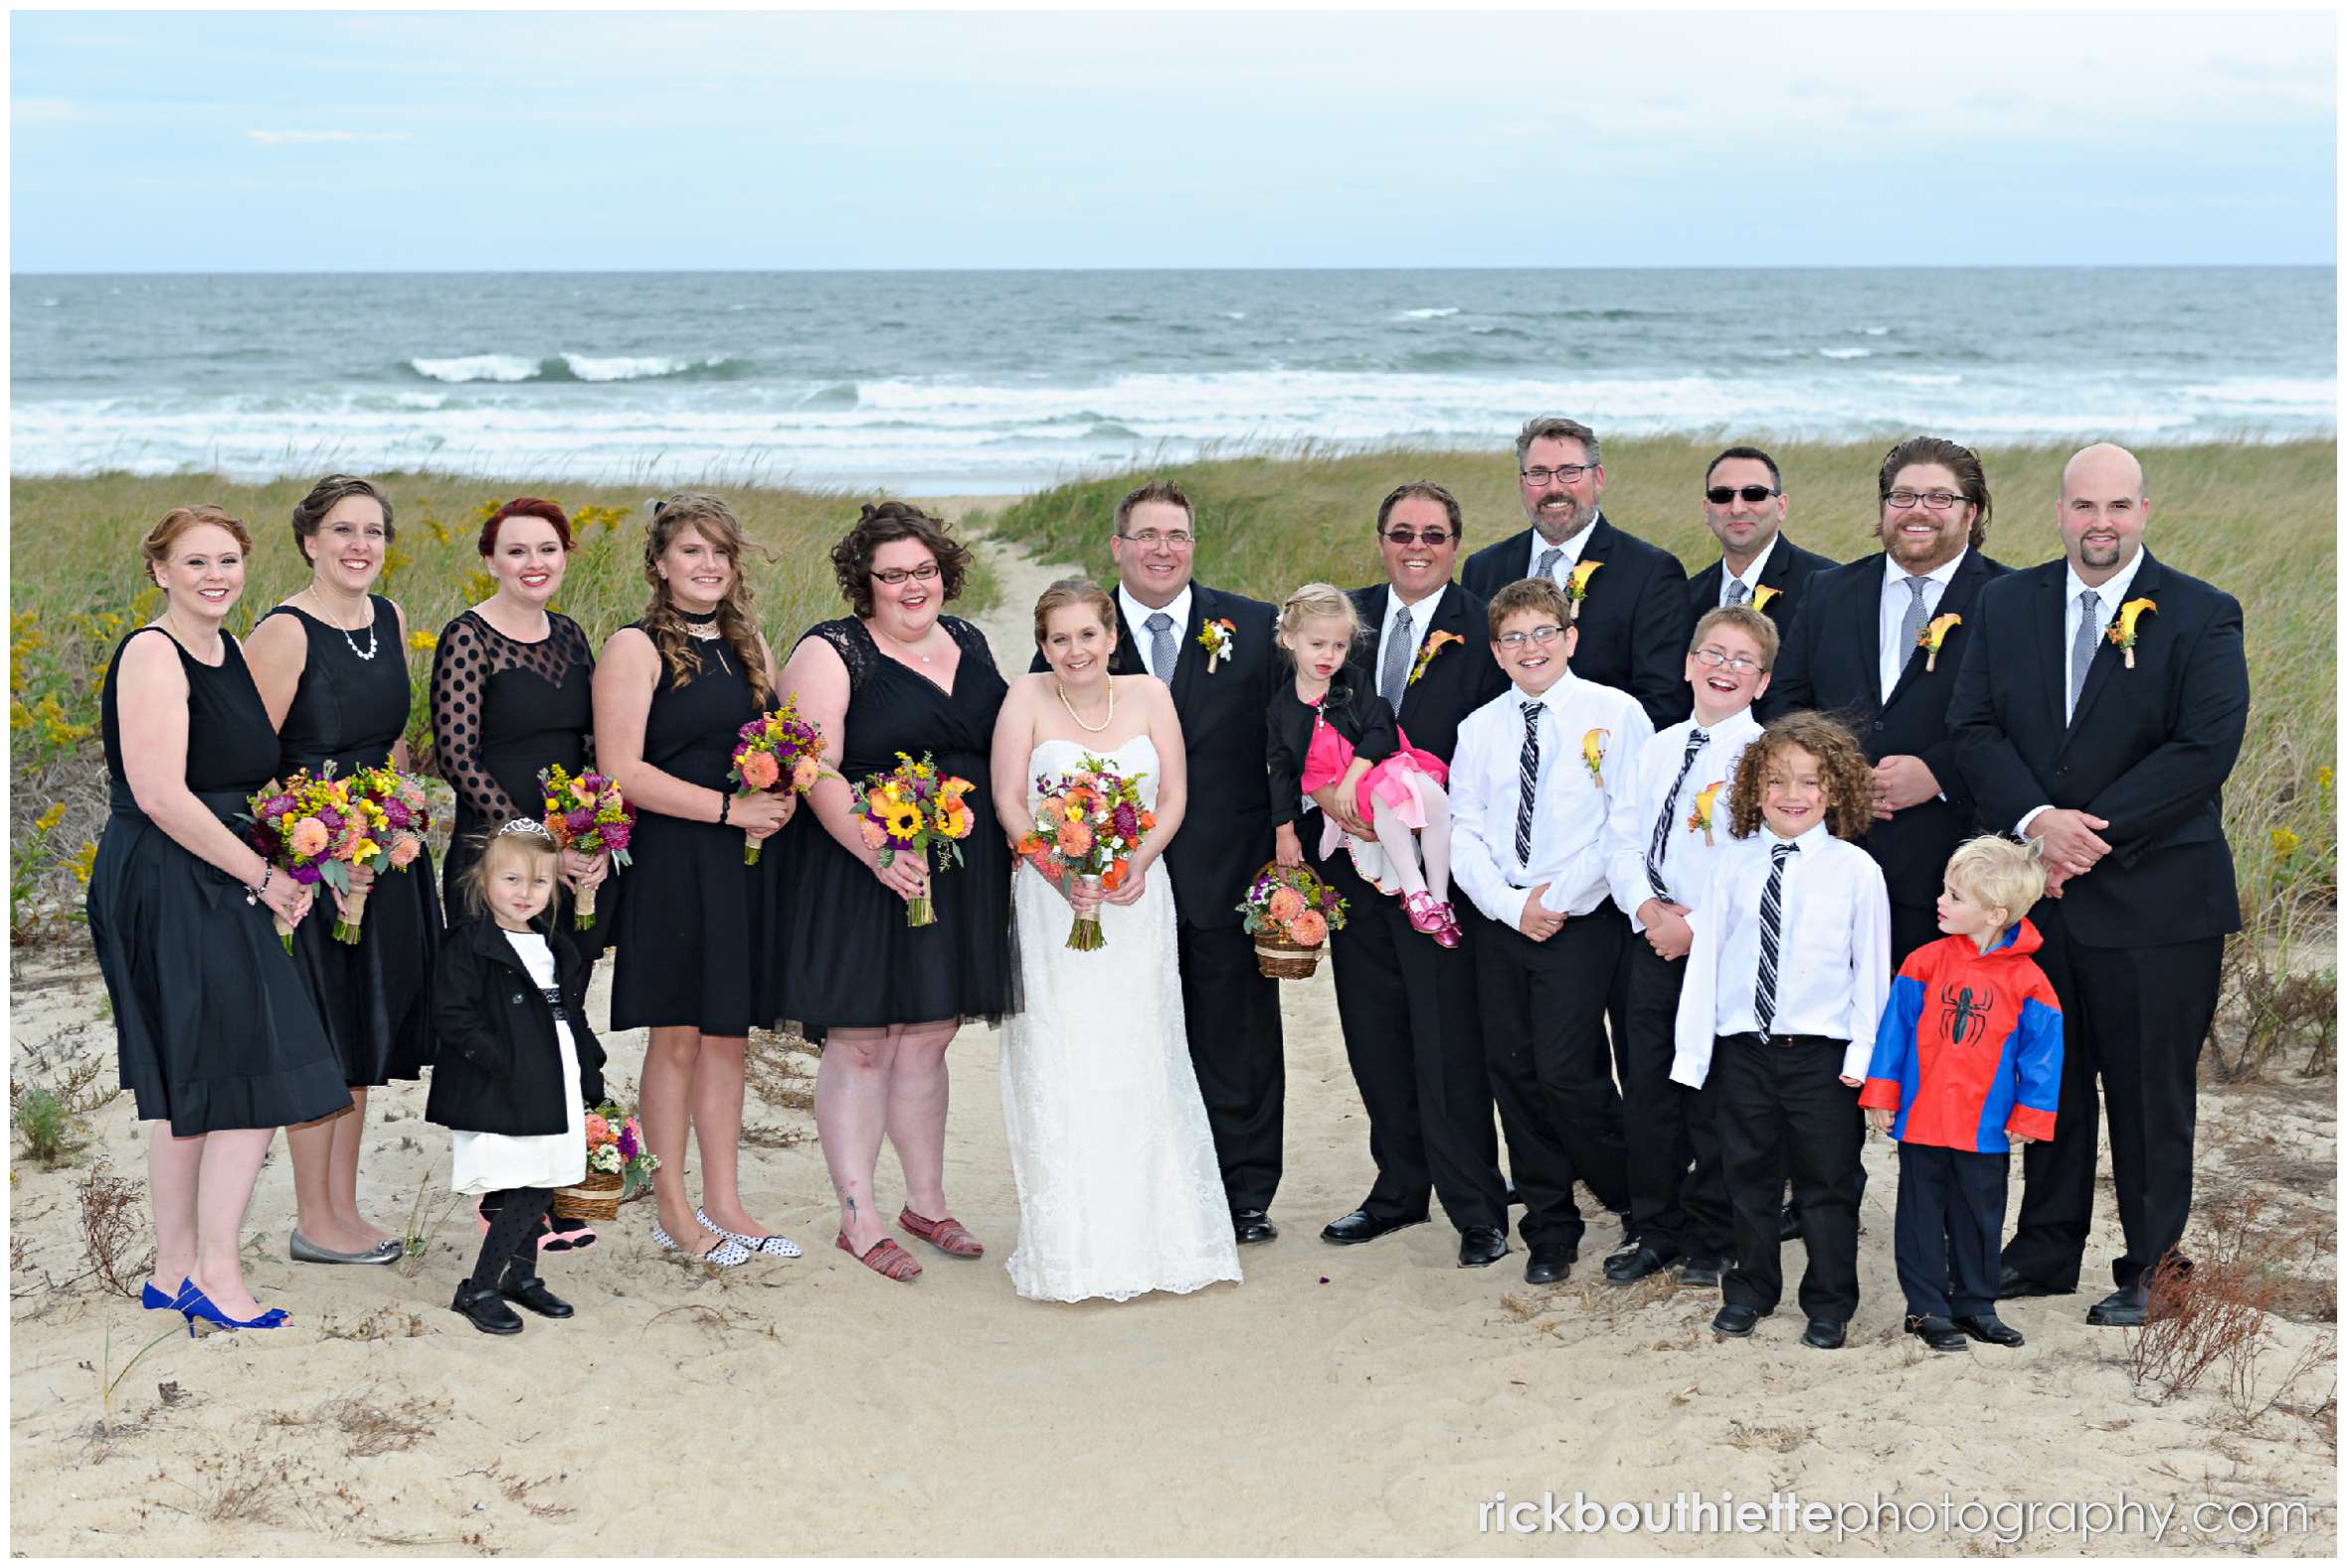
left=1706, top=485, right=1779, bottom=505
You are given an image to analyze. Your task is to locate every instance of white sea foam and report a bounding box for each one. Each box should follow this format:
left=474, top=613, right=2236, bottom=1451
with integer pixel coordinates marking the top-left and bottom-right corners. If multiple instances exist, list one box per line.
left=1397, top=307, right=1459, bottom=319
left=410, top=354, right=539, bottom=383
left=1819, top=347, right=1872, bottom=360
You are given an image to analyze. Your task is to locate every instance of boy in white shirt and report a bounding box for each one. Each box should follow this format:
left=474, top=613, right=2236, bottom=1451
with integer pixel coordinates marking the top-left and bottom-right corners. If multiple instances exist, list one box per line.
left=1599, top=607, right=1776, bottom=1289
left=1671, top=712, right=1890, bottom=1349
left=1451, top=579, right=1654, bottom=1286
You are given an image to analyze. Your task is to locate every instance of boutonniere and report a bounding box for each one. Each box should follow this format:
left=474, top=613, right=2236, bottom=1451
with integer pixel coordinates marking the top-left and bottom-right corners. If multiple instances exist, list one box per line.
left=1408, top=629, right=1463, bottom=687
left=1752, top=585, right=1781, bottom=612
left=1686, top=781, right=1724, bottom=847
left=1917, top=612, right=1963, bottom=672
left=1196, top=617, right=1236, bottom=674
left=1580, top=727, right=1608, bottom=789
left=1565, top=560, right=1602, bottom=620
left=2106, top=598, right=2157, bottom=668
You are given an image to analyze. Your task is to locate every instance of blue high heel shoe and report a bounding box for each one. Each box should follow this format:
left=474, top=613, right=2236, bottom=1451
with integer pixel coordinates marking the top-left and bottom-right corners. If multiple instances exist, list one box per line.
left=140, top=1278, right=191, bottom=1312
left=177, top=1282, right=290, bottom=1335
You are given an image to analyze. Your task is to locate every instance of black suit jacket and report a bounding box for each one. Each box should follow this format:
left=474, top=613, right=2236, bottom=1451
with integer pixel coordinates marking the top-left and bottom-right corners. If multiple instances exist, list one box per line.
left=1685, top=533, right=1838, bottom=632
left=1346, top=582, right=1509, bottom=767
left=1948, top=550, right=2247, bottom=948
left=1033, top=584, right=1280, bottom=931
left=1460, top=512, right=1693, bottom=730
left=1763, top=547, right=2010, bottom=911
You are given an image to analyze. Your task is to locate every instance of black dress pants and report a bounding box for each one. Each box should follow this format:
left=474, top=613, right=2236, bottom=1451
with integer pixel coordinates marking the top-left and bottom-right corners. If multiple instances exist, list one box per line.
left=1893, top=1141, right=2005, bottom=1318
left=1621, top=940, right=1730, bottom=1260
left=1177, top=917, right=1286, bottom=1213
left=1713, top=1033, right=1863, bottom=1323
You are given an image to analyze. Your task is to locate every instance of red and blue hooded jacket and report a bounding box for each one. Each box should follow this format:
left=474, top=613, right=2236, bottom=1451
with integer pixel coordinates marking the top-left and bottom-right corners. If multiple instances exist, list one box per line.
left=1859, top=920, right=2063, bottom=1152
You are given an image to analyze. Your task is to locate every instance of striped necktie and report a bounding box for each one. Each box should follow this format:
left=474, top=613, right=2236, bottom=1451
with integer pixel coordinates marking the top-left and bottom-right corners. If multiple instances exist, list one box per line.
left=1754, top=841, right=1798, bottom=1033
left=1515, top=700, right=1541, bottom=865
left=1645, top=728, right=1709, bottom=902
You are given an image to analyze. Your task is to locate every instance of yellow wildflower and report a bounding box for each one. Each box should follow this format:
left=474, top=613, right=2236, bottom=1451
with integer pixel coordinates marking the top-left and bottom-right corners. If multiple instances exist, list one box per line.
left=2270, top=827, right=2302, bottom=857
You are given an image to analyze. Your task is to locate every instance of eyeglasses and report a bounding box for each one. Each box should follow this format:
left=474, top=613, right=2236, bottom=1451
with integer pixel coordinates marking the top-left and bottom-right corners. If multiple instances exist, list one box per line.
left=872, top=562, right=942, bottom=586
left=1117, top=530, right=1194, bottom=550
left=1693, top=647, right=1763, bottom=674
left=1520, top=465, right=1594, bottom=486
left=1706, top=485, right=1778, bottom=506
left=1379, top=528, right=1454, bottom=547
left=1496, top=623, right=1566, bottom=649
left=1885, top=488, right=1965, bottom=512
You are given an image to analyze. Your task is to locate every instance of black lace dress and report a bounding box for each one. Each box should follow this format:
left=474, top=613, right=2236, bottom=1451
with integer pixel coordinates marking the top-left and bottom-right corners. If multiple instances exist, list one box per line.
left=86, top=629, right=350, bottom=1134
left=263, top=598, right=439, bottom=1086
left=606, top=613, right=775, bottom=1037
left=429, top=609, right=598, bottom=928
left=770, top=615, right=1011, bottom=1031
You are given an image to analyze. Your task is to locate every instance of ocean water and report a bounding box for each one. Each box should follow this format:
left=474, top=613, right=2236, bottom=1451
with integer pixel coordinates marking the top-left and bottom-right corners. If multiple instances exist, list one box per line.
left=9, top=267, right=2334, bottom=493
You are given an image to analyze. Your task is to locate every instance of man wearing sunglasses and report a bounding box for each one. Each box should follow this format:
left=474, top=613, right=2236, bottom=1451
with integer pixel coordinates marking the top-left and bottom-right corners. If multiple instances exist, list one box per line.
left=1685, top=445, right=1836, bottom=627
left=1461, top=417, right=1695, bottom=731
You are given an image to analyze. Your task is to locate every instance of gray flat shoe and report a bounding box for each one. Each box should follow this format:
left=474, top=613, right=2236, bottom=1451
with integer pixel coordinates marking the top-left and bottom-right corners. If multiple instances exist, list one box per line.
left=290, top=1229, right=402, bottom=1265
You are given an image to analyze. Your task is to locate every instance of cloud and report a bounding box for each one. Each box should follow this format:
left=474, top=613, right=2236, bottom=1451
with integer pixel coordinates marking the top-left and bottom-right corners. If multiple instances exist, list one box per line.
left=243, top=129, right=410, bottom=145
left=13, top=98, right=85, bottom=123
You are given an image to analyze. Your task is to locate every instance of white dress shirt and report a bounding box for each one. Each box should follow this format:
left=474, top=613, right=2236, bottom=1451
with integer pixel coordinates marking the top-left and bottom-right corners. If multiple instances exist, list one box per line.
left=1877, top=548, right=1968, bottom=704
left=1669, top=821, right=1892, bottom=1087
left=1119, top=584, right=1193, bottom=682
left=1524, top=523, right=1593, bottom=588
left=1602, top=706, right=1765, bottom=932
left=1718, top=535, right=1779, bottom=609
left=1451, top=668, right=1655, bottom=931
left=2015, top=547, right=2150, bottom=836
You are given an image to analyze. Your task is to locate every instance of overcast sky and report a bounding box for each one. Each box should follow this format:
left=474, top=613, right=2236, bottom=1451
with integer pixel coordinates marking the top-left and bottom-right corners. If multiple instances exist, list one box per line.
left=11, top=7, right=2337, bottom=271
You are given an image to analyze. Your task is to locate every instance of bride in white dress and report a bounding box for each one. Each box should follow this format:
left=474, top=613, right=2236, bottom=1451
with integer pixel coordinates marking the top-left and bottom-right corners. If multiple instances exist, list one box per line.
left=988, top=580, right=1242, bottom=1304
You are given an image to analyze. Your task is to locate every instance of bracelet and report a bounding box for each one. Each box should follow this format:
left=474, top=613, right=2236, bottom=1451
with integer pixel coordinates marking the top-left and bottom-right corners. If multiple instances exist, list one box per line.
left=718, top=791, right=732, bottom=826
left=246, top=863, right=273, bottom=906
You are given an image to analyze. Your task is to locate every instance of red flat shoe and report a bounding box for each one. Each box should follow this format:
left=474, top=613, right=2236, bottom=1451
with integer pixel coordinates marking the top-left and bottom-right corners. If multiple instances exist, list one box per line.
left=836, top=1232, right=922, bottom=1281
left=898, top=1207, right=984, bottom=1258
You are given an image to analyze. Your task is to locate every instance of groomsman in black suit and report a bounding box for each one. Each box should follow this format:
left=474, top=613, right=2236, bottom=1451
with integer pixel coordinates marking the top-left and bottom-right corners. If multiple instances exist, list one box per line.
left=1308, top=481, right=1514, bottom=1268
left=1461, top=417, right=1695, bottom=731
left=1950, top=442, right=2249, bottom=1326
left=1765, top=436, right=2010, bottom=966
left=1684, top=445, right=1837, bottom=628
left=1034, top=480, right=1287, bottom=1243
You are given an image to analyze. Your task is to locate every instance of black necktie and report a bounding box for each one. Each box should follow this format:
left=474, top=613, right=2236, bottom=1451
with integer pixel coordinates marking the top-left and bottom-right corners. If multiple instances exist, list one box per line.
left=1645, top=728, right=1710, bottom=902
left=1754, top=841, right=1798, bottom=1033
left=1515, top=700, right=1541, bottom=865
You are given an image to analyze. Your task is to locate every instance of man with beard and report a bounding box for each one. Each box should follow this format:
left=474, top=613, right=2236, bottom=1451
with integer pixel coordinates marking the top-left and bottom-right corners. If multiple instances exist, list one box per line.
left=1462, top=417, right=1694, bottom=730
left=1949, top=442, right=2248, bottom=1327
left=1685, top=445, right=1838, bottom=627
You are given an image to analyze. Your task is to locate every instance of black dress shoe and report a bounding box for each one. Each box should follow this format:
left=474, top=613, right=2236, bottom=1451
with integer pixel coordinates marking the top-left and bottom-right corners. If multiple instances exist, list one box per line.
left=1800, top=1318, right=1847, bottom=1350
left=1320, top=1208, right=1427, bottom=1246
left=1457, top=1226, right=1508, bottom=1268
left=1778, top=1202, right=1804, bottom=1243
left=1680, top=1255, right=1725, bottom=1289
left=1231, top=1209, right=1279, bottom=1246
left=1997, top=1263, right=2072, bottom=1300
left=1603, top=1243, right=1681, bottom=1286
left=2085, top=1284, right=2149, bottom=1327
left=1712, top=1304, right=1764, bottom=1337
left=1904, top=1313, right=1970, bottom=1352
left=497, top=1262, right=574, bottom=1319
left=451, top=1280, right=524, bottom=1335
left=1953, top=1312, right=2026, bottom=1347
left=1524, top=1242, right=1576, bottom=1285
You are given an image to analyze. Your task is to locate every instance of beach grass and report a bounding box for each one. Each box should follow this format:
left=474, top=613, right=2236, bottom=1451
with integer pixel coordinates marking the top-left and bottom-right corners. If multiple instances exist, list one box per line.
left=7, top=472, right=995, bottom=935
left=982, top=436, right=2339, bottom=1032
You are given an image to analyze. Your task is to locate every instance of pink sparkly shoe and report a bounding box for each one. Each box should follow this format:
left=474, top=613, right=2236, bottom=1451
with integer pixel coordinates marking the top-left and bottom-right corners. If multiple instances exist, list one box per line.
left=1433, top=900, right=1464, bottom=948
left=1404, top=891, right=1457, bottom=947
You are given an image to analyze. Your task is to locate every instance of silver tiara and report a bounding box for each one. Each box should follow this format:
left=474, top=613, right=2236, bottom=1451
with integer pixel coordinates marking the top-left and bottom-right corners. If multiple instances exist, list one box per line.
left=496, top=817, right=556, bottom=842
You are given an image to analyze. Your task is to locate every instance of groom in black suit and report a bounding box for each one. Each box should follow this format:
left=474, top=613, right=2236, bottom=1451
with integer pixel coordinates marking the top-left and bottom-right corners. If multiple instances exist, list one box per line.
left=1307, top=481, right=1513, bottom=1267
left=1036, top=480, right=1287, bottom=1243
left=1950, top=442, right=2249, bottom=1326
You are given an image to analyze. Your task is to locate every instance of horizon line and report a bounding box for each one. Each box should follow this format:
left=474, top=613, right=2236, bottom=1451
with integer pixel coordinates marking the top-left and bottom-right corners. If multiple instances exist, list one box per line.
left=10, top=261, right=2338, bottom=280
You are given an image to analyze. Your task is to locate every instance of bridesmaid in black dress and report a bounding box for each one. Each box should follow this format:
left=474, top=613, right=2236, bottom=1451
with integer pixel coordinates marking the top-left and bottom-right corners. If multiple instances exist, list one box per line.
left=246, top=475, right=443, bottom=1268
left=773, top=502, right=1011, bottom=1283
left=88, top=506, right=348, bottom=1332
left=430, top=498, right=610, bottom=927
left=593, top=494, right=798, bottom=1268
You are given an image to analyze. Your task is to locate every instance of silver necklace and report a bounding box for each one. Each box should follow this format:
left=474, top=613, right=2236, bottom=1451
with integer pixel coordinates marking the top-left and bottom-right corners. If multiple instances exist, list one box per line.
left=875, top=622, right=940, bottom=665
left=1055, top=677, right=1115, bottom=734
left=306, top=587, right=378, bottom=661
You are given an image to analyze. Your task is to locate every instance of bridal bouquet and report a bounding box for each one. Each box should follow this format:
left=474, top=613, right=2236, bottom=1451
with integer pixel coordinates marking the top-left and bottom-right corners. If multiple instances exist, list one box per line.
left=538, top=764, right=635, bottom=928
left=851, top=751, right=976, bottom=927
left=242, top=765, right=400, bottom=950
left=729, top=697, right=830, bottom=865
left=1016, top=757, right=1155, bottom=952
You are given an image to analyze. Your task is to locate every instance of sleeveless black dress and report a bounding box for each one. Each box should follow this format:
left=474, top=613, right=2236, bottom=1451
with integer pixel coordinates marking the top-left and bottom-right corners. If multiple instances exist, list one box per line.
left=86, top=628, right=350, bottom=1135
left=771, top=615, right=1011, bottom=1030
left=429, top=609, right=598, bottom=928
left=606, top=612, right=774, bottom=1036
left=262, top=597, right=440, bottom=1087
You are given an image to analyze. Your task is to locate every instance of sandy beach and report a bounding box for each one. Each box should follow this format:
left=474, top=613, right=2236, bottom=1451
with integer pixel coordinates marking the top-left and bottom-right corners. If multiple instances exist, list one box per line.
left=7, top=518, right=2336, bottom=1558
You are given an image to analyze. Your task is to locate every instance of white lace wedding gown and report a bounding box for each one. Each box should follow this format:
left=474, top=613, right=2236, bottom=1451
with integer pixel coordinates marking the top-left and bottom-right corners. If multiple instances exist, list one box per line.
left=999, top=735, right=1243, bottom=1304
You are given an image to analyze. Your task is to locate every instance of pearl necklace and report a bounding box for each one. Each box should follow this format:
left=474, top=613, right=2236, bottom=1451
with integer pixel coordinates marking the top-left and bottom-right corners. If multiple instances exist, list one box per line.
left=1055, top=676, right=1115, bottom=733
left=306, top=587, right=378, bottom=661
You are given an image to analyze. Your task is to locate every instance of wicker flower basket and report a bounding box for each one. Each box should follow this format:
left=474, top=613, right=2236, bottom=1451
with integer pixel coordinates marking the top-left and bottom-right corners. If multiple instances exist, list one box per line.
left=1242, top=859, right=1337, bottom=980
left=1254, top=924, right=1325, bottom=980
left=551, top=1166, right=625, bottom=1223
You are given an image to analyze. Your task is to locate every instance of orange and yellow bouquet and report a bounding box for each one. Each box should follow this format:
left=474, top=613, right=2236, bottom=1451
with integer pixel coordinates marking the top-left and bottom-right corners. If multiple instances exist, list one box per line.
left=1016, top=757, right=1155, bottom=952
left=538, top=764, right=635, bottom=929
left=338, top=764, right=433, bottom=945
left=850, top=751, right=976, bottom=928
left=242, top=765, right=407, bottom=950
left=729, top=698, right=830, bottom=865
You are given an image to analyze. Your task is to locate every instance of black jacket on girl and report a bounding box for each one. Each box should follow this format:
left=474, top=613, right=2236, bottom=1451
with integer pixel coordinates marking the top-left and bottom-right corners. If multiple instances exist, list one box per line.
left=426, top=917, right=606, bottom=1136
left=1266, top=673, right=1399, bottom=830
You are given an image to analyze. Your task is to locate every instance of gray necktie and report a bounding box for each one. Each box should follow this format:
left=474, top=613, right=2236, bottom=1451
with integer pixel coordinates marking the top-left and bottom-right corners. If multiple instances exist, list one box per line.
left=1896, top=575, right=1932, bottom=678
left=1723, top=579, right=1751, bottom=609
left=1535, top=546, right=1563, bottom=584
left=2069, top=589, right=2101, bottom=721
left=1146, top=611, right=1177, bottom=685
left=1378, top=606, right=1413, bottom=715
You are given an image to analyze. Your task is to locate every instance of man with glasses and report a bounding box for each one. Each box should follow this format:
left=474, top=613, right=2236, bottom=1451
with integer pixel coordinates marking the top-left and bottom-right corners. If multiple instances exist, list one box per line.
left=1309, top=481, right=1515, bottom=1268
left=1685, top=445, right=1836, bottom=627
left=1037, top=480, right=1288, bottom=1245
left=1462, top=416, right=1695, bottom=730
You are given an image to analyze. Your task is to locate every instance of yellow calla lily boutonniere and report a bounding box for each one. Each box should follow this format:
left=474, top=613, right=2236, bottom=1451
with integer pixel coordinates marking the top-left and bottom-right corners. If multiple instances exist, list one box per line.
left=1917, top=612, right=1963, bottom=672
left=1565, top=560, right=1602, bottom=620
left=1752, top=585, right=1781, bottom=612
left=1581, top=728, right=1608, bottom=788
left=1408, top=629, right=1463, bottom=687
left=1687, top=781, right=1724, bottom=847
left=2106, top=598, right=2157, bottom=668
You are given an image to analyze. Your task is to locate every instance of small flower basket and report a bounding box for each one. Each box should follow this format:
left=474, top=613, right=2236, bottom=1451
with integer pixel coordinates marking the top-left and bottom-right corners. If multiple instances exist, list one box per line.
left=1238, top=861, right=1348, bottom=981
left=553, top=1103, right=657, bottom=1222
left=551, top=1166, right=626, bottom=1224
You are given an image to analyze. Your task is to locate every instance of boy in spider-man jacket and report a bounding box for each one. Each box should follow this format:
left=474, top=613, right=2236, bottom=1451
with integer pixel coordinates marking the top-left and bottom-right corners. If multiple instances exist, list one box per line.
left=1861, top=835, right=2062, bottom=1354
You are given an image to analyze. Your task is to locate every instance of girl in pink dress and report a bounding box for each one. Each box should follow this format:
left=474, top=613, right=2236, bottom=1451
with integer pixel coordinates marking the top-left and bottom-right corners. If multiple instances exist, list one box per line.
left=1267, top=584, right=1460, bottom=945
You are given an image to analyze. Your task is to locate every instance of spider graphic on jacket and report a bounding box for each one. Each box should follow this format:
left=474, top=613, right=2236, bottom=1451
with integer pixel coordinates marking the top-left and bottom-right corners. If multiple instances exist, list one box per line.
left=1940, top=983, right=1996, bottom=1045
